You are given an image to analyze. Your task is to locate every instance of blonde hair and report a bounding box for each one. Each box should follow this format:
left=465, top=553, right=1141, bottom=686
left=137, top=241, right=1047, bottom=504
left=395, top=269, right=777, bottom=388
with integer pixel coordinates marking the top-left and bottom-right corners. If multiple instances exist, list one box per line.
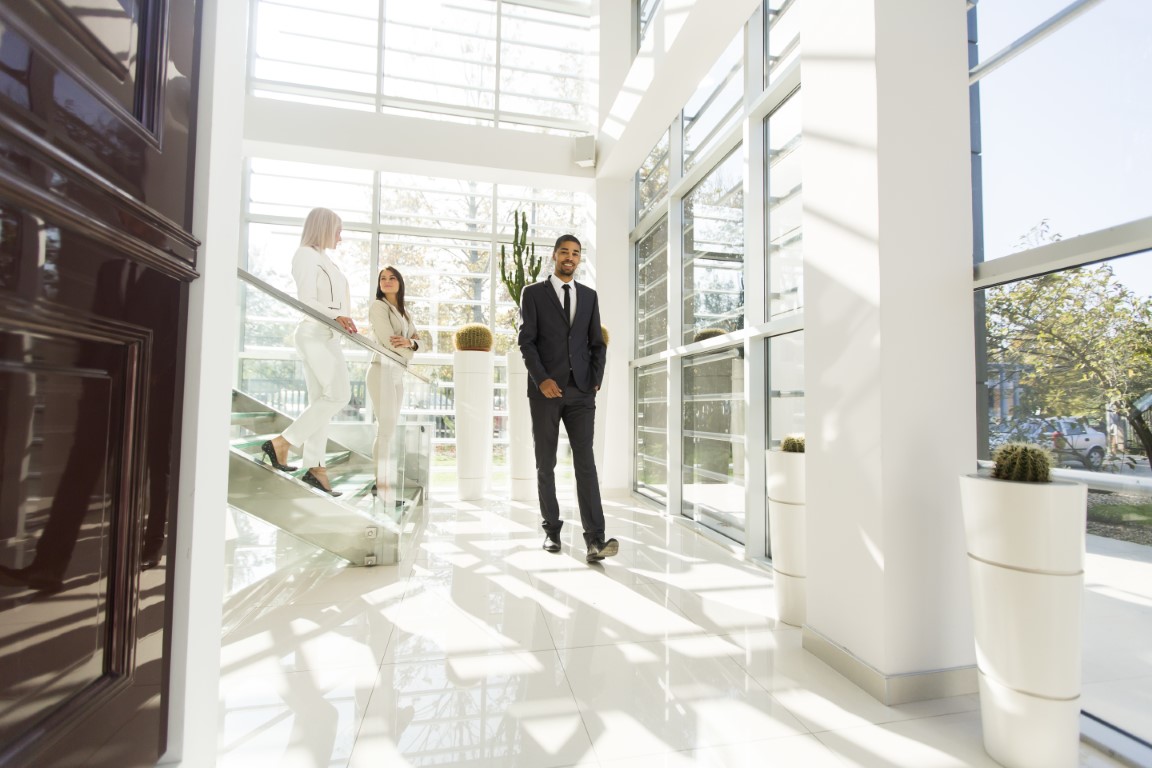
left=299, top=207, right=342, bottom=250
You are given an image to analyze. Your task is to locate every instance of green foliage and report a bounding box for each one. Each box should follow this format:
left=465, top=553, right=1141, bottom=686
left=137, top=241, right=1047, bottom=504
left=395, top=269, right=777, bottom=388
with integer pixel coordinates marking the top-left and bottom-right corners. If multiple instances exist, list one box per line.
left=781, top=435, right=805, bottom=453
left=499, top=210, right=541, bottom=313
left=991, top=443, right=1052, bottom=483
left=985, top=262, right=1152, bottom=457
left=454, top=323, right=493, bottom=351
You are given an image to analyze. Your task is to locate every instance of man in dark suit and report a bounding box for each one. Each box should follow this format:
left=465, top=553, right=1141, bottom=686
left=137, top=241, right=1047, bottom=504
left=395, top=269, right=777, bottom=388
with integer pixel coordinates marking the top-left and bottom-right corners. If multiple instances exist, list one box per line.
left=517, top=235, right=618, bottom=563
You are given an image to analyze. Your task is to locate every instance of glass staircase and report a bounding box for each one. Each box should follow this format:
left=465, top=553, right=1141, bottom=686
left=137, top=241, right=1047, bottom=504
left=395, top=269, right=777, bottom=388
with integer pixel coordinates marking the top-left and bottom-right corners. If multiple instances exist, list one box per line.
left=228, top=269, right=431, bottom=566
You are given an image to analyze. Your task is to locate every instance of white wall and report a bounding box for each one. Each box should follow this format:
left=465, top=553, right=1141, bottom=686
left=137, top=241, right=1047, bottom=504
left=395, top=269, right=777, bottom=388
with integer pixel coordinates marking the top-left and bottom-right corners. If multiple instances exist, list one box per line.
left=802, top=0, right=977, bottom=681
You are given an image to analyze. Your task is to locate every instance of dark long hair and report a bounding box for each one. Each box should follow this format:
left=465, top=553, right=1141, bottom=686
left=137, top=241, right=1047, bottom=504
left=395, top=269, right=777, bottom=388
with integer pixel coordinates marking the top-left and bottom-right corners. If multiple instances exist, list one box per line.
left=375, top=266, right=407, bottom=318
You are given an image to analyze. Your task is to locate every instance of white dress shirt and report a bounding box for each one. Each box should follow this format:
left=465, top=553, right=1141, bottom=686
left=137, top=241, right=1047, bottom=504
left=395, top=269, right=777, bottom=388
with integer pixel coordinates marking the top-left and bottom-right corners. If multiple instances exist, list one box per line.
left=548, top=274, right=576, bottom=323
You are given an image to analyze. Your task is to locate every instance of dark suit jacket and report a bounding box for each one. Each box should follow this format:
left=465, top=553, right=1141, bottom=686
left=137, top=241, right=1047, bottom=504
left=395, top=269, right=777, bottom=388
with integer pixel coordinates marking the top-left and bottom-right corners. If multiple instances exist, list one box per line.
left=517, top=278, right=606, bottom=400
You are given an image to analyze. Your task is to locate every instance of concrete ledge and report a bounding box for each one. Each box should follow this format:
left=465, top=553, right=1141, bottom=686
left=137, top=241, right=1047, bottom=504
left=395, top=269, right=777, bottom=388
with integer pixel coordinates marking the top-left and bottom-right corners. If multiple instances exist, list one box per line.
left=802, top=625, right=978, bottom=705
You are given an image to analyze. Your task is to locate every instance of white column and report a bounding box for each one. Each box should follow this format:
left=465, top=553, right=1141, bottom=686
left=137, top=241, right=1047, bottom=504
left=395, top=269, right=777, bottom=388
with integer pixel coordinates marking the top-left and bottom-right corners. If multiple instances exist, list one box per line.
left=592, top=176, right=630, bottom=491
left=801, top=0, right=977, bottom=702
left=164, top=0, right=245, bottom=762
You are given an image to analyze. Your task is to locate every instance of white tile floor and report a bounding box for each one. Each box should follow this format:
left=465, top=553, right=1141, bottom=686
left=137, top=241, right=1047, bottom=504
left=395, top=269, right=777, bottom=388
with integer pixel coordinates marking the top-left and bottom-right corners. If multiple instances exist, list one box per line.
left=217, top=492, right=1134, bottom=768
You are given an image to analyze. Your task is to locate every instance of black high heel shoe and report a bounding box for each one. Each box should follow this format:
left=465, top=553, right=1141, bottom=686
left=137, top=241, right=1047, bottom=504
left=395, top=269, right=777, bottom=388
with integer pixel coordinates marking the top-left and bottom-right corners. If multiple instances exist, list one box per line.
left=261, top=440, right=297, bottom=472
left=302, top=468, right=342, bottom=497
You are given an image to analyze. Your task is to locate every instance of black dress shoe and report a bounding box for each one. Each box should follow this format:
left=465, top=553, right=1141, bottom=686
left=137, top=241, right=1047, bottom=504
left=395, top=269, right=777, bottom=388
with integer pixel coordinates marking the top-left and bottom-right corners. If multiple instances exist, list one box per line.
left=261, top=440, right=297, bottom=472
left=543, top=532, right=561, bottom=553
left=302, top=469, right=342, bottom=497
left=586, top=537, right=619, bottom=563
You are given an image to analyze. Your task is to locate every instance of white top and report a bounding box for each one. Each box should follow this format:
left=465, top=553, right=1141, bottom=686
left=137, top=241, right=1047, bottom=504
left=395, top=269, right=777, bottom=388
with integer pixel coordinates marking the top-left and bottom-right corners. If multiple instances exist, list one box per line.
left=548, top=274, right=576, bottom=323
left=292, top=245, right=351, bottom=320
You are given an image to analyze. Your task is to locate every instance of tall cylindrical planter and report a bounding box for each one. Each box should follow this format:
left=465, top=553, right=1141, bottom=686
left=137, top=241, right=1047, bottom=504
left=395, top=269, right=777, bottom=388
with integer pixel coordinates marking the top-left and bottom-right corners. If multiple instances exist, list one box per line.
left=766, top=450, right=805, bottom=627
left=454, top=349, right=493, bottom=500
left=506, top=353, right=536, bottom=501
left=959, top=475, right=1087, bottom=768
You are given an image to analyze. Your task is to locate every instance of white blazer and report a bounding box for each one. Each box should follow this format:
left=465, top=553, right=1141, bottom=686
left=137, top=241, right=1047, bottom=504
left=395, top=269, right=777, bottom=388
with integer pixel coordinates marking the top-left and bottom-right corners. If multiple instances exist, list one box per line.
left=369, top=299, right=420, bottom=367
left=292, top=246, right=351, bottom=321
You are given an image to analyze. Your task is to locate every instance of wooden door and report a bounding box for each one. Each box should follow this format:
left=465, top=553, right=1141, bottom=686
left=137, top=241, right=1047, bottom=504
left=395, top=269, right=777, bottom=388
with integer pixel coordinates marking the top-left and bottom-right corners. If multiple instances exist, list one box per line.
left=0, top=1, right=199, bottom=765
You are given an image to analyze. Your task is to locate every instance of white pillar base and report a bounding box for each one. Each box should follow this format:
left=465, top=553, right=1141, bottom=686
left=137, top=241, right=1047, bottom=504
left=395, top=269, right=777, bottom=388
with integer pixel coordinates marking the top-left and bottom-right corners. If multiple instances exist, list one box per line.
left=511, top=477, right=537, bottom=502
left=457, top=478, right=487, bottom=501
left=773, top=570, right=806, bottom=627
left=978, top=671, right=1080, bottom=768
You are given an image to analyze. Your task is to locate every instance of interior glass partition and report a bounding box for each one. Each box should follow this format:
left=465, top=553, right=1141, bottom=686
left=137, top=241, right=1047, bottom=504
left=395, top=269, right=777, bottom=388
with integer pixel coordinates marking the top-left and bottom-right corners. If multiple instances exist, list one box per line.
left=231, top=271, right=432, bottom=566
left=681, top=347, right=746, bottom=541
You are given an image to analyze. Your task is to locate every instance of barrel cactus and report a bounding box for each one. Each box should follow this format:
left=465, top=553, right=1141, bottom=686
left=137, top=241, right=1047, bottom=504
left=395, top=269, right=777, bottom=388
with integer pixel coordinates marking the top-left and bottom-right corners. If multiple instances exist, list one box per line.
left=781, top=435, right=805, bottom=453
left=991, top=442, right=1052, bottom=483
left=454, top=323, right=493, bottom=352
left=693, top=327, right=727, bottom=343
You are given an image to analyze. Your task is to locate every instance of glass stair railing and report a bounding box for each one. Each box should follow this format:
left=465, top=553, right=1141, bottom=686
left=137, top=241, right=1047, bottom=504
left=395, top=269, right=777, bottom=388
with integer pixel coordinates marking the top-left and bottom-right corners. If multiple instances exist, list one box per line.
left=228, top=269, right=432, bottom=566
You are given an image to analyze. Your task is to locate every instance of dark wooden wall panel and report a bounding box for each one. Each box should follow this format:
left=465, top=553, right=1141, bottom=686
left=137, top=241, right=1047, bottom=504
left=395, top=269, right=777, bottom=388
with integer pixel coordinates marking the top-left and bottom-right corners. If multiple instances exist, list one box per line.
left=0, top=0, right=200, bottom=764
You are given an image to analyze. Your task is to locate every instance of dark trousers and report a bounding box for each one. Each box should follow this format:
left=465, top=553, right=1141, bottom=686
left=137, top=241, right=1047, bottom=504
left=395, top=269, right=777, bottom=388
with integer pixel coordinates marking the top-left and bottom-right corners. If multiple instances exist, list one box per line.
left=529, top=378, right=604, bottom=547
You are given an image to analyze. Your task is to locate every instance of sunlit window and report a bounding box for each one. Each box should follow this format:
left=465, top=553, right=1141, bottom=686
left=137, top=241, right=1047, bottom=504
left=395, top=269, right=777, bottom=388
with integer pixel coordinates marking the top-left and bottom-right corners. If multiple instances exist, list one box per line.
left=252, top=0, right=595, bottom=135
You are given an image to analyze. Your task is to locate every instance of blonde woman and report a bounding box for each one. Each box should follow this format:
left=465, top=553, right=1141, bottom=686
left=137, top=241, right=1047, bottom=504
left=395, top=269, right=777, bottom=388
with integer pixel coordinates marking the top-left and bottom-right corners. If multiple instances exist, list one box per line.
left=366, top=266, right=420, bottom=492
left=262, top=207, right=357, bottom=496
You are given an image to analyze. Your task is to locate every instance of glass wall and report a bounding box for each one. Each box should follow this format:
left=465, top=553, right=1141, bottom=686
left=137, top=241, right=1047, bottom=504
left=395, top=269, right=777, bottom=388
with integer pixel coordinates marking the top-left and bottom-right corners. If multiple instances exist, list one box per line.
left=630, top=2, right=803, bottom=554
left=682, top=148, right=745, bottom=344
left=972, top=1, right=1152, bottom=262
left=635, top=363, right=669, bottom=501
left=636, top=218, right=669, bottom=358
left=765, top=93, right=802, bottom=319
left=682, top=348, right=745, bottom=541
left=971, top=0, right=1152, bottom=753
left=251, top=0, right=595, bottom=135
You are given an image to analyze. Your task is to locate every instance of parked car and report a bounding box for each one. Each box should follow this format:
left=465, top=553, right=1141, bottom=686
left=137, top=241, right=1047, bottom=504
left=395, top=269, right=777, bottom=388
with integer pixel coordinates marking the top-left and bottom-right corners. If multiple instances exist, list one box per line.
left=1037, top=418, right=1107, bottom=470
left=989, top=417, right=1107, bottom=470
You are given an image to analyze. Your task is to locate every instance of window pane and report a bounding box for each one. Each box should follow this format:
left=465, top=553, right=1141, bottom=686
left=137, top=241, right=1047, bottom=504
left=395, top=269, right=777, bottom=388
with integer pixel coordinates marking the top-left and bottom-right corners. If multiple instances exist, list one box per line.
left=973, top=1, right=1152, bottom=261
left=636, top=218, right=669, bottom=358
left=972, top=0, right=1079, bottom=62
left=635, top=362, right=668, bottom=500
left=682, top=348, right=745, bottom=542
left=683, top=29, right=743, bottom=173
left=382, top=0, right=497, bottom=115
left=249, top=159, right=374, bottom=224
left=766, top=92, right=802, bottom=318
left=499, top=4, right=592, bottom=130
left=979, top=250, right=1152, bottom=747
left=765, top=0, right=799, bottom=86
left=766, top=330, right=804, bottom=557
left=683, top=148, right=745, bottom=344
left=379, top=174, right=494, bottom=234
left=636, top=129, right=670, bottom=222
left=253, top=0, right=380, bottom=95
left=636, top=0, right=662, bottom=52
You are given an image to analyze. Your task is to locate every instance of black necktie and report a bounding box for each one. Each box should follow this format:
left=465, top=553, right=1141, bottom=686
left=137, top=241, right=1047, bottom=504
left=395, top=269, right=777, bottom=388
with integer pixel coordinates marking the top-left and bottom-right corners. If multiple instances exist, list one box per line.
left=562, top=284, right=571, bottom=327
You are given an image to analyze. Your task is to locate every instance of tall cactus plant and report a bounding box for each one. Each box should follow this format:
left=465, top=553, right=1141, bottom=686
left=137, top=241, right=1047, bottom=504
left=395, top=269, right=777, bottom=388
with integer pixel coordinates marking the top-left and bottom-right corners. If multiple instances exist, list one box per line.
left=499, top=210, right=542, bottom=312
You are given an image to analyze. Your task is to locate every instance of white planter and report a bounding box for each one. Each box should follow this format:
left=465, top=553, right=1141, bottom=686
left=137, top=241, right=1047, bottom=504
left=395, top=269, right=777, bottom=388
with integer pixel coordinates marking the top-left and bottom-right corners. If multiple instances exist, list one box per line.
left=766, top=450, right=806, bottom=627
left=958, top=474, right=1087, bottom=768
left=506, top=353, right=536, bottom=501
left=454, top=349, right=493, bottom=500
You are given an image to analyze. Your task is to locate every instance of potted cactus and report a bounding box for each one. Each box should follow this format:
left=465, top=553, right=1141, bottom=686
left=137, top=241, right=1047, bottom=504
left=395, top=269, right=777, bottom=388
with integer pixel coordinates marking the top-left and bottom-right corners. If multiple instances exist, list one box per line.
left=500, top=211, right=543, bottom=501
left=766, top=434, right=806, bottom=626
left=959, top=443, right=1086, bottom=768
left=453, top=323, right=494, bottom=500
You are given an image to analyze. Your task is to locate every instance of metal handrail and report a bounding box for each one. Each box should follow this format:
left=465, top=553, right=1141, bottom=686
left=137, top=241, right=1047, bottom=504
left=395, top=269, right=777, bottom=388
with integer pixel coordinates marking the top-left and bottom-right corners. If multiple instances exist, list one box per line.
left=237, top=267, right=430, bottom=383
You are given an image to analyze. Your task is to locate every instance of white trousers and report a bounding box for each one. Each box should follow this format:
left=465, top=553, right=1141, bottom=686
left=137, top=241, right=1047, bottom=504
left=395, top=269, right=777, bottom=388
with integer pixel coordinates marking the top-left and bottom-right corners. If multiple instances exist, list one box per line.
left=282, top=321, right=351, bottom=468
left=366, top=360, right=404, bottom=486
